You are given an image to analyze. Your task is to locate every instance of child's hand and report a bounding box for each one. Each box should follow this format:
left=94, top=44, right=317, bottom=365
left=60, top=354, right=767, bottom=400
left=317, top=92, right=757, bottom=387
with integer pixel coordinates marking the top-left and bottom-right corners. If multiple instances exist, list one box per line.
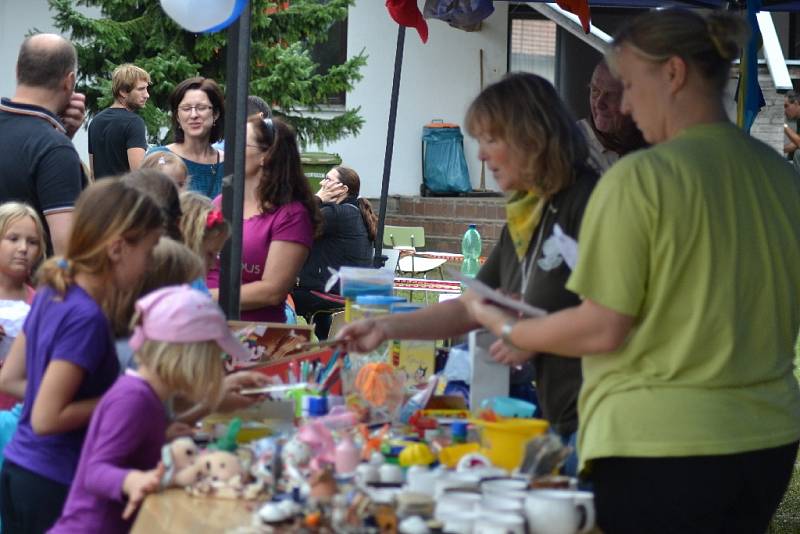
left=217, top=371, right=275, bottom=412
left=122, top=463, right=165, bottom=520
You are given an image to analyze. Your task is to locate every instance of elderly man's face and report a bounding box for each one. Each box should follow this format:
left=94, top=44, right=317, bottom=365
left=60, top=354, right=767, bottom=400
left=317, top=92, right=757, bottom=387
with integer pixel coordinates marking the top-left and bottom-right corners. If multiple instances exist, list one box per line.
left=784, top=98, right=800, bottom=121
left=590, top=64, right=625, bottom=134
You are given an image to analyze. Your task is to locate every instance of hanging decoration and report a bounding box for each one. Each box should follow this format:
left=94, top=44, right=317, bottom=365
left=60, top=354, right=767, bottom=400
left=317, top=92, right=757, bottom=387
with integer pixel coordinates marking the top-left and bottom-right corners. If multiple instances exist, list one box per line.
left=386, top=0, right=430, bottom=43
left=160, top=0, right=249, bottom=33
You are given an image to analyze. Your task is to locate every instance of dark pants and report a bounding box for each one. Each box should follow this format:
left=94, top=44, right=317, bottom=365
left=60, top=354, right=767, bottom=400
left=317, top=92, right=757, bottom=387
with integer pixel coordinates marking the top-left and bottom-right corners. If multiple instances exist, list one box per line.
left=0, top=460, right=70, bottom=534
left=590, top=441, right=799, bottom=534
left=292, top=288, right=344, bottom=340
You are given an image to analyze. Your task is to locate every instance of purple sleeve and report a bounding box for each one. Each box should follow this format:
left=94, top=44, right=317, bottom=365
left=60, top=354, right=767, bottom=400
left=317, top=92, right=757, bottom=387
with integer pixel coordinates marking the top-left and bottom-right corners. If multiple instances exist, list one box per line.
left=54, top=308, right=112, bottom=373
left=81, top=389, right=152, bottom=502
left=272, top=202, right=313, bottom=248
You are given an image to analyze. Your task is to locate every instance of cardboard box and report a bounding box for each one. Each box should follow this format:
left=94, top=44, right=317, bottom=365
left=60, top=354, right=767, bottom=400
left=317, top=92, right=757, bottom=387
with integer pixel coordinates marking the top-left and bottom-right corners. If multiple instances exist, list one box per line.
left=228, top=321, right=313, bottom=369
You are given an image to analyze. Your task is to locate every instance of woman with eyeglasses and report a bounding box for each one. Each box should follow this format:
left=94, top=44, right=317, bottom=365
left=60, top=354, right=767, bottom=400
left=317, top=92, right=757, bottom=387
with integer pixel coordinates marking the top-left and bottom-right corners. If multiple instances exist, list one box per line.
left=148, top=77, right=225, bottom=198
left=205, top=116, right=321, bottom=323
left=293, top=166, right=378, bottom=339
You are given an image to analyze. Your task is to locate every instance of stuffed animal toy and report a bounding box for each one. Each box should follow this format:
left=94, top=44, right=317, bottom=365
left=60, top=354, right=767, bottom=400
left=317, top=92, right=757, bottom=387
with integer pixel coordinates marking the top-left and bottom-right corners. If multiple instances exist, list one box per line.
left=161, top=438, right=265, bottom=499
left=160, top=437, right=199, bottom=487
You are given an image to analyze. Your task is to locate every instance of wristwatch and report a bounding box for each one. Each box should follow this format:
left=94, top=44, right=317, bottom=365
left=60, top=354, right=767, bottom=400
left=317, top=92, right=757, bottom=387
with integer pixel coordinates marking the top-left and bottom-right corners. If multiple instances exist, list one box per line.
left=500, top=320, right=518, bottom=349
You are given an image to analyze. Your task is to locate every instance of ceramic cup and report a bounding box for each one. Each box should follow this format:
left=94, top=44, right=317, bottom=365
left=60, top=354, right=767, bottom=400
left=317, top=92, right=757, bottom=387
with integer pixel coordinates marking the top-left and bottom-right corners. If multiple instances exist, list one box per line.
left=480, top=493, right=524, bottom=515
left=474, top=511, right=526, bottom=534
left=379, top=463, right=405, bottom=484
left=524, top=489, right=595, bottom=534
left=355, top=463, right=379, bottom=485
left=435, top=492, right=481, bottom=519
left=439, top=510, right=477, bottom=534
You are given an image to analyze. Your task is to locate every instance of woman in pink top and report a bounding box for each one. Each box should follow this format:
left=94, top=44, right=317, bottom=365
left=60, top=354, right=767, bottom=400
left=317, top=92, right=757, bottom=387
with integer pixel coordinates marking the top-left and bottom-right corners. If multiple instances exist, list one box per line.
left=207, top=116, right=320, bottom=322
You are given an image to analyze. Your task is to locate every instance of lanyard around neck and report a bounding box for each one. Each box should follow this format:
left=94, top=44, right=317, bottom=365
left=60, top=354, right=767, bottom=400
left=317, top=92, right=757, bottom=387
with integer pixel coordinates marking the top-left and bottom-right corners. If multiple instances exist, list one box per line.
left=519, top=202, right=554, bottom=297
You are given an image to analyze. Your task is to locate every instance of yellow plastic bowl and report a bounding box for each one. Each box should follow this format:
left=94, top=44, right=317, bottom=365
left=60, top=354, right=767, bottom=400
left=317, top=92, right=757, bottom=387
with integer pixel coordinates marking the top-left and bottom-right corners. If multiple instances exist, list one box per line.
left=472, top=418, right=549, bottom=471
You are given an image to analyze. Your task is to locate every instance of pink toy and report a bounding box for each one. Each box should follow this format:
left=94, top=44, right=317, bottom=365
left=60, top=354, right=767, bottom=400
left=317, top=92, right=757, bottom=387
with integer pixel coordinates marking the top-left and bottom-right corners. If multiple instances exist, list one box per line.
left=296, top=421, right=336, bottom=471
left=314, top=406, right=358, bottom=431
left=334, top=431, right=360, bottom=475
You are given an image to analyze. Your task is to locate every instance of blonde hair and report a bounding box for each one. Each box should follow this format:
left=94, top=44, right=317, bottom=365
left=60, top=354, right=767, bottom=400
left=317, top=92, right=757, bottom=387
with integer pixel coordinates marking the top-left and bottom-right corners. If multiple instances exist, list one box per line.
left=141, top=152, right=189, bottom=190
left=609, top=9, right=749, bottom=93
left=133, top=338, right=225, bottom=407
left=0, top=202, right=46, bottom=265
left=112, top=64, right=151, bottom=99
left=179, top=192, right=230, bottom=259
left=465, top=73, right=588, bottom=197
left=38, top=180, right=164, bottom=296
left=109, top=237, right=204, bottom=336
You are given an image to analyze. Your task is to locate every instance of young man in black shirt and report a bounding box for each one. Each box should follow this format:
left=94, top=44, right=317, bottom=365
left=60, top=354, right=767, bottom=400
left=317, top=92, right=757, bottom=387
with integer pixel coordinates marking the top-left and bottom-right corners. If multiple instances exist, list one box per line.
left=88, top=64, right=150, bottom=179
left=0, top=34, right=86, bottom=256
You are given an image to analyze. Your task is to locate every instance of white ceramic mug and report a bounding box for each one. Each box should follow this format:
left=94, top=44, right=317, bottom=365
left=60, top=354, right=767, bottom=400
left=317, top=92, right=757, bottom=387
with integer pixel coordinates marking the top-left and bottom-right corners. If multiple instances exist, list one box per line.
left=355, top=463, right=379, bottom=485
left=439, top=510, right=477, bottom=534
left=524, top=489, right=595, bottom=534
left=435, top=491, right=481, bottom=519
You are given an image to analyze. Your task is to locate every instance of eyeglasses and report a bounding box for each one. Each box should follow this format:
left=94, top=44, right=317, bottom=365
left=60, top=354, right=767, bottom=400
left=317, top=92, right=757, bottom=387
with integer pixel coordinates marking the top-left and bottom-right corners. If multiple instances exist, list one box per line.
left=178, top=104, right=214, bottom=114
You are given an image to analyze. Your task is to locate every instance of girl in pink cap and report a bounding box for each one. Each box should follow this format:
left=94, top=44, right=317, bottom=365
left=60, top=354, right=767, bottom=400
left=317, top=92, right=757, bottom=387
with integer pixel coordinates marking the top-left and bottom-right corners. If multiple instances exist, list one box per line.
left=50, top=284, right=252, bottom=533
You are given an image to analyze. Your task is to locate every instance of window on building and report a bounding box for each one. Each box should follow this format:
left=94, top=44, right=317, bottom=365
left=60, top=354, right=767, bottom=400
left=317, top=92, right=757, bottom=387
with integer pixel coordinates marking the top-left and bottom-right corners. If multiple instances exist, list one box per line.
left=310, top=17, right=348, bottom=107
left=508, top=6, right=557, bottom=85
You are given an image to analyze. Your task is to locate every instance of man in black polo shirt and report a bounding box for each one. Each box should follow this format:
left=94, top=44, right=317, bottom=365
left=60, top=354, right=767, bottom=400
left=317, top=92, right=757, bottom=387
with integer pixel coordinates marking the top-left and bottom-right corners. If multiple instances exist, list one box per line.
left=88, top=64, right=150, bottom=179
left=0, top=34, right=87, bottom=256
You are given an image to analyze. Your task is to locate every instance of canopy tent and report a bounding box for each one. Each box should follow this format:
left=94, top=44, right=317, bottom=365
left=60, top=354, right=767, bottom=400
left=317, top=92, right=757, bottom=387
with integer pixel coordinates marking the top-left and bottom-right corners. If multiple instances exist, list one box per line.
left=214, top=0, right=798, bottom=318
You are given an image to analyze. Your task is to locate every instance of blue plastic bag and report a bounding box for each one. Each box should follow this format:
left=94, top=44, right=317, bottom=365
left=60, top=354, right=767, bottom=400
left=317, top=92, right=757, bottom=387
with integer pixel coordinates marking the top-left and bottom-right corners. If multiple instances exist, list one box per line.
left=422, top=125, right=471, bottom=194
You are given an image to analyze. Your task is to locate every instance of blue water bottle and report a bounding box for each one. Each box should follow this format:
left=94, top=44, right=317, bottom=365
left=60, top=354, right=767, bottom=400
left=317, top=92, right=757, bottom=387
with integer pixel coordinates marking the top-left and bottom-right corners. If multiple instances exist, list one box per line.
left=461, top=224, right=482, bottom=278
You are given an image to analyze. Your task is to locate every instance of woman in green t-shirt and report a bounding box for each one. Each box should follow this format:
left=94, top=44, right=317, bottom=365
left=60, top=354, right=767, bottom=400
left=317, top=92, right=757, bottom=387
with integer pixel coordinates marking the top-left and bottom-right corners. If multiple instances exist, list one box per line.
left=467, top=9, right=800, bottom=534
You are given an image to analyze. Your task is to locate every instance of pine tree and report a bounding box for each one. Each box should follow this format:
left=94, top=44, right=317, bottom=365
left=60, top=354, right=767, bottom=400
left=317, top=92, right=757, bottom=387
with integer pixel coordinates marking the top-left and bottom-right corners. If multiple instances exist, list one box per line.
left=47, top=0, right=367, bottom=147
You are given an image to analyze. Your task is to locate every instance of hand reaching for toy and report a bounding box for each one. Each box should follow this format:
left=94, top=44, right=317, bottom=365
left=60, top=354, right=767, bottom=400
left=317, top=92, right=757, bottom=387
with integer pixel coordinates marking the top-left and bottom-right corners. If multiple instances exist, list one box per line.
left=217, top=371, right=275, bottom=412
left=335, top=319, right=388, bottom=354
left=122, top=463, right=165, bottom=520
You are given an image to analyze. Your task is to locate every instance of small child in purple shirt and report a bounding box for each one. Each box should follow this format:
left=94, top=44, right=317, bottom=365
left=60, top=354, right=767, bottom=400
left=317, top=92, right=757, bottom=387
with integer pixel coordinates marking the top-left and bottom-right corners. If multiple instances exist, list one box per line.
left=50, top=285, right=252, bottom=533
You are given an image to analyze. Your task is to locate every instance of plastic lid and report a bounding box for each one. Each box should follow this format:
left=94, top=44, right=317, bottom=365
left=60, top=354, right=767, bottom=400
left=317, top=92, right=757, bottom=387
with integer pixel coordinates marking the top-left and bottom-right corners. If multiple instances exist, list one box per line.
left=468, top=224, right=477, bottom=229
left=308, top=396, right=328, bottom=417
left=355, top=295, right=406, bottom=305
left=451, top=421, right=468, bottom=438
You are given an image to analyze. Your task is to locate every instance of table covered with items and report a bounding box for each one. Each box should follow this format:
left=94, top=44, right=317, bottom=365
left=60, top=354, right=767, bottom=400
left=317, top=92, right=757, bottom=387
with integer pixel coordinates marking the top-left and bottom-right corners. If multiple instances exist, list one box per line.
left=132, top=267, right=596, bottom=534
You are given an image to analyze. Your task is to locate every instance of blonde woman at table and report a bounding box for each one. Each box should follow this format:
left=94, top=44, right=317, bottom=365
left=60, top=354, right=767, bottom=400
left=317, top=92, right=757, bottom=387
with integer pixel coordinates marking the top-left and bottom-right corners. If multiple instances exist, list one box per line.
left=337, top=73, right=599, bottom=466
left=467, top=10, right=800, bottom=534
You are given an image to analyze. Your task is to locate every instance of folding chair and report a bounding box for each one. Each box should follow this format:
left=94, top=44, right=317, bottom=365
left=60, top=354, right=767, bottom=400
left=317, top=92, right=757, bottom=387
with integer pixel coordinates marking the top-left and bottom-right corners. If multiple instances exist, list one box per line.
left=382, top=225, right=447, bottom=279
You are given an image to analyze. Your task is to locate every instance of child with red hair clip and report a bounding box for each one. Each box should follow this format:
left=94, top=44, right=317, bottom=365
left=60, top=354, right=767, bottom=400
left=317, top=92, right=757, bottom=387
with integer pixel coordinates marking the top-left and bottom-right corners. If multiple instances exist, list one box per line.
left=178, top=192, right=230, bottom=293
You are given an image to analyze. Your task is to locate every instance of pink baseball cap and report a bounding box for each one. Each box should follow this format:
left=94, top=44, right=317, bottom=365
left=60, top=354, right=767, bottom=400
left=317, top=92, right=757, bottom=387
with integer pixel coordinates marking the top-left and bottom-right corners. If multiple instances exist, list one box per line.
left=129, top=285, right=250, bottom=363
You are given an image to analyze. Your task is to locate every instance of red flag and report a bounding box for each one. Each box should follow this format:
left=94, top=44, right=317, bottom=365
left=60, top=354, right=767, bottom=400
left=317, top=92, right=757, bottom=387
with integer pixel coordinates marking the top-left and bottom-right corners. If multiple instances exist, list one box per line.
left=386, top=0, right=429, bottom=43
left=556, top=0, right=591, bottom=33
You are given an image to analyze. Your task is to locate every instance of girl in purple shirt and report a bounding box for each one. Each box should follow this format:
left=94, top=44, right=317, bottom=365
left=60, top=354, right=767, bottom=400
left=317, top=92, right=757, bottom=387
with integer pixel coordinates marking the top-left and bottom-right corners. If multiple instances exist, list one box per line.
left=0, top=181, right=164, bottom=534
left=206, top=116, right=319, bottom=322
left=50, top=285, right=251, bottom=533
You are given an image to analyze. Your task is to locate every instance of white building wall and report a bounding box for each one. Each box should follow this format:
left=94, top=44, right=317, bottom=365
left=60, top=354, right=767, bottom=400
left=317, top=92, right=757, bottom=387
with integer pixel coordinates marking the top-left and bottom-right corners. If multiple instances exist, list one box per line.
left=309, top=0, right=510, bottom=197
left=0, top=0, right=94, bottom=162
